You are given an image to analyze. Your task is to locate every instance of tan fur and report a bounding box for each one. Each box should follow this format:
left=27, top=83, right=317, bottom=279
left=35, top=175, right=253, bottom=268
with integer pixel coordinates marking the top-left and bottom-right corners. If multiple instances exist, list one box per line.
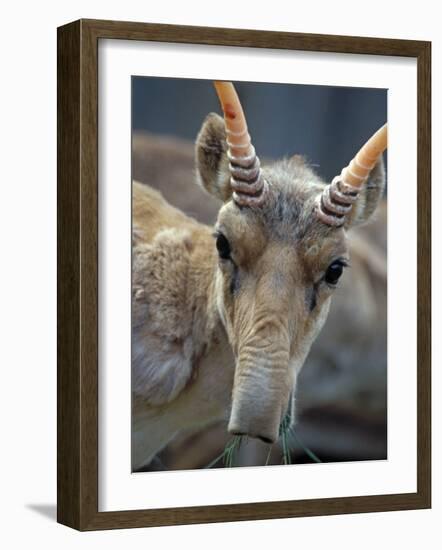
left=132, top=115, right=386, bottom=469
left=132, top=183, right=233, bottom=468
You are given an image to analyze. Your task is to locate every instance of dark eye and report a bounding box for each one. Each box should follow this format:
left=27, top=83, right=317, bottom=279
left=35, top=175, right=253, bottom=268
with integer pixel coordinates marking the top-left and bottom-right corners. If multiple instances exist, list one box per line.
left=325, top=259, right=346, bottom=286
left=216, top=233, right=231, bottom=260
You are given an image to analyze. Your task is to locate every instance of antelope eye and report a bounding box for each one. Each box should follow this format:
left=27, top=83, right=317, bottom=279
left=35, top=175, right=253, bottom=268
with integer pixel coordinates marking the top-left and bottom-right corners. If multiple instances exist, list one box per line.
left=216, top=233, right=231, bottom=260
left=325, top=259, right=346, bottom=286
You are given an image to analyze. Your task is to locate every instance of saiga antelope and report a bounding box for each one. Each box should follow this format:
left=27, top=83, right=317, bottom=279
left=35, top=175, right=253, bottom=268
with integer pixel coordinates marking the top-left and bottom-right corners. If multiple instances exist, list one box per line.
left=132, top=81, right=387, bottom=470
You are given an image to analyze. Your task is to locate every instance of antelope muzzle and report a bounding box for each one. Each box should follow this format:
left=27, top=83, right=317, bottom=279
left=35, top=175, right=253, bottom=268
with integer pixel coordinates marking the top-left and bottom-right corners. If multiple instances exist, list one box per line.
left=228, top=324, right=291, bottom=444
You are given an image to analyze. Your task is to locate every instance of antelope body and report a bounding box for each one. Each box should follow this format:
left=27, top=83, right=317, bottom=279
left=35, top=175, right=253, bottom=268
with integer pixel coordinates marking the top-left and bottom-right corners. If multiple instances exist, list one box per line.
left=132, top=82, right=387, bottom=470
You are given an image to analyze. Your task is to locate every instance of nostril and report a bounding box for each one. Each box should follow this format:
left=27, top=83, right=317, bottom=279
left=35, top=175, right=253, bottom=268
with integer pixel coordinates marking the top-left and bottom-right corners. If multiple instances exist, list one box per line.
left=257, top=435, right=275, bottom=444
left=229, top=429, right=276, bottom=445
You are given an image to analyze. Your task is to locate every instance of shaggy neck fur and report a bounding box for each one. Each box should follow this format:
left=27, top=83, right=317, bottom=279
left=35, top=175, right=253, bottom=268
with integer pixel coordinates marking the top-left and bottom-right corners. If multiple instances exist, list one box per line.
left=131, top=182, right=234, bottom=469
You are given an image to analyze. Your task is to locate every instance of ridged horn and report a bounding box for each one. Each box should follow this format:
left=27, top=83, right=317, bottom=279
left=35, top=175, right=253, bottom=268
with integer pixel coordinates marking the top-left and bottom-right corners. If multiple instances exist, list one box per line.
left=214, top=81, right=268, bottom=207
left=316, top=124, right=388, bottom=227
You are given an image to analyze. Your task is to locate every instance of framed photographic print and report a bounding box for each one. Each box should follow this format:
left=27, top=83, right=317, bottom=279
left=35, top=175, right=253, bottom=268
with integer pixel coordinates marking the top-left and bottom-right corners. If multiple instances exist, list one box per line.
left=57, top=19, right=431, bottom=530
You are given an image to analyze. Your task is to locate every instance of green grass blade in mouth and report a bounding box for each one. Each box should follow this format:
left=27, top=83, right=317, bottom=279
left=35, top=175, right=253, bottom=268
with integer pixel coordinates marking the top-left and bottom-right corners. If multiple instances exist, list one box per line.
left=204, top=407, right=321, bottom=468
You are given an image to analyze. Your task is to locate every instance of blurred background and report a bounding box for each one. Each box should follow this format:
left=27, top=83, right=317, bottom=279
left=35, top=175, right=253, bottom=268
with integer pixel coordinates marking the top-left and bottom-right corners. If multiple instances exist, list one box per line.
left=132, top=77, right=387, bottom=470
left=133, top=77, right=387, bottom=184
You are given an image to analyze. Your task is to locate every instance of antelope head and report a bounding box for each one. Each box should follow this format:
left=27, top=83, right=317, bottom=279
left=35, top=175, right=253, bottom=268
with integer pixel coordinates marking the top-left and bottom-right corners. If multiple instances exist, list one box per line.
left=196, top=82, right=387, bottom=444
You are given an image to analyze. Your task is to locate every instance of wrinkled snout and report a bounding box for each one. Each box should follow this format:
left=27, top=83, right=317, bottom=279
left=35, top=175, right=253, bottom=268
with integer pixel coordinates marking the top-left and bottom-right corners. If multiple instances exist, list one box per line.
left=228, top=344, right=291, bottom=444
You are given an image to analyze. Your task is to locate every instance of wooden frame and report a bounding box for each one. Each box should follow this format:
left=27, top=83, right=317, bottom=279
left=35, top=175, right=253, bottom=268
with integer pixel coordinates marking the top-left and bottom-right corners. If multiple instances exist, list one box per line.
left=57, top=18, right=431, bottom=531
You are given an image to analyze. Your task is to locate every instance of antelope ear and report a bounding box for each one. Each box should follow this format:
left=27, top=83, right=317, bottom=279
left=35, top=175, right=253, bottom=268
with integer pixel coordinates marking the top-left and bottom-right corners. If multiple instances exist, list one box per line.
left=345, top=157, right=386, bottom=229
left=195, top=112, right=232, bottom=202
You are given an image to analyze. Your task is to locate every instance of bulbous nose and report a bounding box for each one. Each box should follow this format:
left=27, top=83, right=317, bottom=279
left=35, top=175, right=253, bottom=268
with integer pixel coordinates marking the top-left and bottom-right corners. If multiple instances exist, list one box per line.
left=227, top=382, right=288, bottom=445
left=228, top=309, right=291, bottom=446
